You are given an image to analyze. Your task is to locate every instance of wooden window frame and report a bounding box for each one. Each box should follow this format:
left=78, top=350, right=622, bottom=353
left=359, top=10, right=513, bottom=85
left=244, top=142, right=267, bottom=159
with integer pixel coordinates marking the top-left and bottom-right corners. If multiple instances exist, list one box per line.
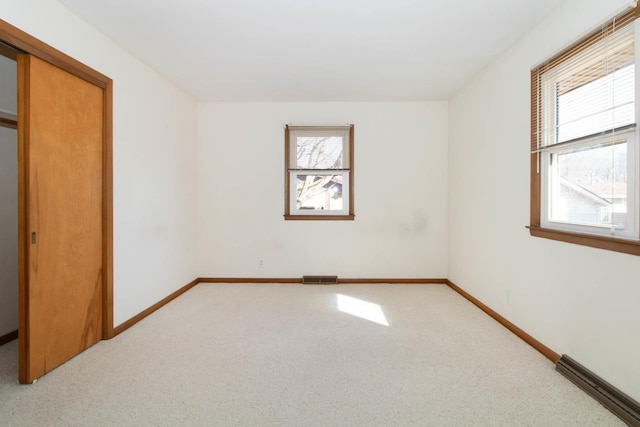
left=529, top=6, right=640, bottom=256
left=284, top=124, right=355, bottom=221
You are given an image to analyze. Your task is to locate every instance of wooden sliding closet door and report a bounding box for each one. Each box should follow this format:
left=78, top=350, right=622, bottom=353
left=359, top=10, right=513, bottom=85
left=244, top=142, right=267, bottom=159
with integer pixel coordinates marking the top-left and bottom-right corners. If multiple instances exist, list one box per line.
left=18, top=54, right=103, bottom=383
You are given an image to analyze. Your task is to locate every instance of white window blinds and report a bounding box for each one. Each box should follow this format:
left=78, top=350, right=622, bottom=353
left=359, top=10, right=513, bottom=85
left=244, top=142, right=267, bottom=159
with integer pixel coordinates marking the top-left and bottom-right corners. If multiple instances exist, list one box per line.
left=532, top=10, right=638, bottom=152
left=288, top=126, right=351, bottom=170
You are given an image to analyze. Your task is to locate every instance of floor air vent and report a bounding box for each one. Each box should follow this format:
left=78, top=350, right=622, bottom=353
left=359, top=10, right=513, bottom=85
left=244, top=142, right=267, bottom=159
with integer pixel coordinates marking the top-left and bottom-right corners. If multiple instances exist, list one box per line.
left=302, top=275, right=339, bottom=285
left=556, top=355, right=640, bottom=427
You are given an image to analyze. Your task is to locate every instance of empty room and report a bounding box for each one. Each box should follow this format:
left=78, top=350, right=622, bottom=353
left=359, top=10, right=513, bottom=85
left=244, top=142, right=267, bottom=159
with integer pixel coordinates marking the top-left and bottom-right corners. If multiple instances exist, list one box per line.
left=1, top=0, right=639, bottom=425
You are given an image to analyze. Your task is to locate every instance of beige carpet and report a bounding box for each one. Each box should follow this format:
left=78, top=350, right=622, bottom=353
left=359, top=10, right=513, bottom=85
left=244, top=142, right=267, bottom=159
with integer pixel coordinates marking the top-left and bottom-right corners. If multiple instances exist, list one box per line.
left=0, top=283, right=624, bottom=426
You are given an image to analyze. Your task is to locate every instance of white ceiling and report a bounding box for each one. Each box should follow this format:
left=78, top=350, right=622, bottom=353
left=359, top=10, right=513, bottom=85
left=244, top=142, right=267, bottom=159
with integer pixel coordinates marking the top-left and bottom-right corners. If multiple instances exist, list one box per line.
left=57, top=0, right=566, bottom=102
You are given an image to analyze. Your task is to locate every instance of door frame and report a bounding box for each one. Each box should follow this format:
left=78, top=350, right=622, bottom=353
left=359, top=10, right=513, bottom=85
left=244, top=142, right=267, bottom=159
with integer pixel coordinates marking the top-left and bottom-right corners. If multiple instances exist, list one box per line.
left=0, top=19, right=114, bottom=383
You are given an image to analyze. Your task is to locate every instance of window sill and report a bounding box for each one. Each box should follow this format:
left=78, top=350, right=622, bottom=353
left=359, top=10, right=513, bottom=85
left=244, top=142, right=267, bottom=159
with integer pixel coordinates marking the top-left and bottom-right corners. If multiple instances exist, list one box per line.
left=528, top=226, right=640, bottom=256
left=284, top=214, right=355, bottom=221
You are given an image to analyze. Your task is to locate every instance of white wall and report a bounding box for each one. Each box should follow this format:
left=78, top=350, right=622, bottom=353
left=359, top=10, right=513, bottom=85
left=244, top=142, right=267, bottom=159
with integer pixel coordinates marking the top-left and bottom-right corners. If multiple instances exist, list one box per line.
left=1, top=0, right=199, bottom=326
left=0, top=126, right=17, bottom=337
left=198, top=102, right=448, bottom=279
left=449, top=0, right=640, bottom=401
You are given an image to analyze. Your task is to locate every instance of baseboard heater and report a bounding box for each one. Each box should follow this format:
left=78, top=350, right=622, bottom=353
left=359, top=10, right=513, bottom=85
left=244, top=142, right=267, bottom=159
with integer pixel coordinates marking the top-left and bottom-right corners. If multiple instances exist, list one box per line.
left=556, top=355, right=640, bottom=426
left=302, top=275, right=339, bottom=285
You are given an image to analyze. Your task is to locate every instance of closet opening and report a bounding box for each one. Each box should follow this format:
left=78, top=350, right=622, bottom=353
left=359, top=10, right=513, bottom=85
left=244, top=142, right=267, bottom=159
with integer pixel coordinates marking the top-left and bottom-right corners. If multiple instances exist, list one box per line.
left=0, top=40, right=19, bottom=348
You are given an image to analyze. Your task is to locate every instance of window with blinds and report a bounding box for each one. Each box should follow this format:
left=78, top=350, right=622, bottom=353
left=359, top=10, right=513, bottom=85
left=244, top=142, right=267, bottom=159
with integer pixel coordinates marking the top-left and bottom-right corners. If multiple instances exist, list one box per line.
left=284, top=125, right=354, bottom=219
left=531, top=6, right=640, bottom=248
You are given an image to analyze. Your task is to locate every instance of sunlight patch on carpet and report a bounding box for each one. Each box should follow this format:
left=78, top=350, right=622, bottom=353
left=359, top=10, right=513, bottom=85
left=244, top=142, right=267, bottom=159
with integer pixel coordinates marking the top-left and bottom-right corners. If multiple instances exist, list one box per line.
left=336, top=294, right=389, bottom=326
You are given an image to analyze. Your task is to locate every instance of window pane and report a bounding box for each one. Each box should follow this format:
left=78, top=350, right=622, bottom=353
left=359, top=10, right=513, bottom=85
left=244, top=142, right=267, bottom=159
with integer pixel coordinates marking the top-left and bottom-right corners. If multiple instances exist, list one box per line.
left=295, top=136, right=343, bottom=169
left=295, top=174, right=343, bottom=211
left=549, top=143, right=628, bottom=228
left=557, top=64, right=635, bottom=142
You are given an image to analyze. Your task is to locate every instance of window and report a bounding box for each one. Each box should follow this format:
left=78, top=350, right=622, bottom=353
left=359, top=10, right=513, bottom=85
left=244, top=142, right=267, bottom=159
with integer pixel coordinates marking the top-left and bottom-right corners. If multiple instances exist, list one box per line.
left=284, top=125, right=354, bottom=220
left=530, top=6, right=640, bottom=255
